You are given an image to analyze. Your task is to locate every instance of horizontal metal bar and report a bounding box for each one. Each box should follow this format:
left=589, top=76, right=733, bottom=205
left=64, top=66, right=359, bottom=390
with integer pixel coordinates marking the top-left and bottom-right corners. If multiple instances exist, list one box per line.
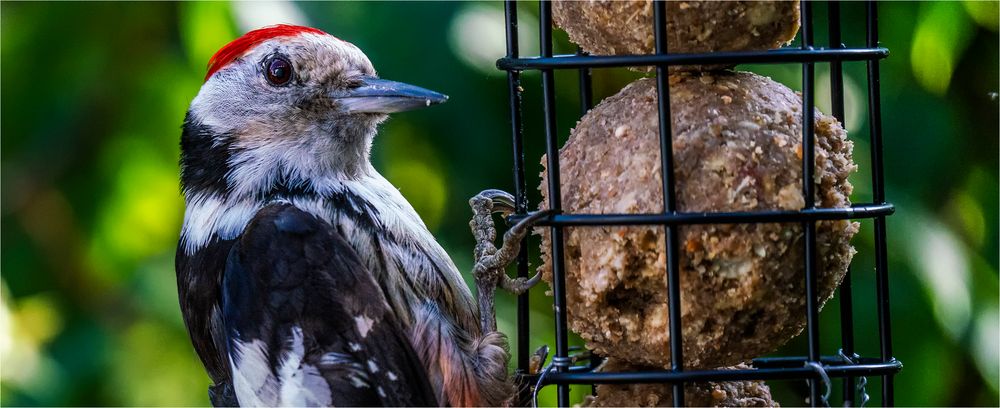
left=497, top=47, right=889, bottom=70
left=509, top=203, right=894, bottom=226
left=532, top=355, right=886, bottom=371
left=752, top=355, right=883, bottom=368
left=525, top=360, right=902, bottom=386
left=527, top=355, right=890, bottom=373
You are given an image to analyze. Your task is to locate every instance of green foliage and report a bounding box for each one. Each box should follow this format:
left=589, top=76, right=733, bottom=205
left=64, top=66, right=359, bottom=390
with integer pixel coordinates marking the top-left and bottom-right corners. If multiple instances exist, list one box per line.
left=1, top=1, right=996, bottom=406
left=911, top=2, right=975, bottom=95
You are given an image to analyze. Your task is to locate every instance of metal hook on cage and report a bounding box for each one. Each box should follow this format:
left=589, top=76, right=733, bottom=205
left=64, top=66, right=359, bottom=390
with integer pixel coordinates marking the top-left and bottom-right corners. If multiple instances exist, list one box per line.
left=838, top=348, right=871, bottom=407
left=532, top=360, right=556, bottom=408
left=532, top=356, right=573, bottom=407
left=804, top=361, right=832, bottom=407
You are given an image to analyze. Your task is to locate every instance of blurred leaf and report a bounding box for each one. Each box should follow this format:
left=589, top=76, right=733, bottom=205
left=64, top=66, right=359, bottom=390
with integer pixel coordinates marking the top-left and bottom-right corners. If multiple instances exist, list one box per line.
left=386, top=161, right=449, bottom=232
left=132, top=254, right=188, bottom=328
left=973, top=305, right=1000, bottom=392
left=11, top=295, right=62, bottom=345
left=108, top=321, right=209, bottom=406
left=946, top=190, right=987, bottom=248
left=449, top=2, right=540, bottom=76
left=0, top=285, right=67, bottom=405
left=86, top=137, right=183, bottom=285
left=380, top=122, right=449, bottom=231
left=179, top=2, right=237, bottom=75
left=963, top=0, right=1000, bottom=32
left=910, top=2, right=975, bottom=95
left=898, top=207, right=972, bottom=340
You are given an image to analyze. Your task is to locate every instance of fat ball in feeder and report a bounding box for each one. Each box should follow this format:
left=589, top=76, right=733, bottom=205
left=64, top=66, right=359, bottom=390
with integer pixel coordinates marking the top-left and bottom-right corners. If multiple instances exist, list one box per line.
left=538, top=71, right=859, bottom=369
left=583, top=360, right=778, bottom=407
left=552, top=0, right=800, bottom=71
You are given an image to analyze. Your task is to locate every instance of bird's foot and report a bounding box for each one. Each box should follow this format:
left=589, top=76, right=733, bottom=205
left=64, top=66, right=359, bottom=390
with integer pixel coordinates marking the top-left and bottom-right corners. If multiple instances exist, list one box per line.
left=469, top=190, right=551, bottom=293
left=469, top=189, right=552, bottom=333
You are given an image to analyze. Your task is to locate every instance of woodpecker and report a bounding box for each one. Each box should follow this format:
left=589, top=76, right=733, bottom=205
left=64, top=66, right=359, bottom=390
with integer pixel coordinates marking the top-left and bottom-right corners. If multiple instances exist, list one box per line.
left=176, top=25, right=537, bottom=407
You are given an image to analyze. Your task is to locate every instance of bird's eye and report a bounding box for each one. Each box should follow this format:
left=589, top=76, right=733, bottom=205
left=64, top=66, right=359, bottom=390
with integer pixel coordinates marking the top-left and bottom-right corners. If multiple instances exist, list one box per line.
left=265, top=57, right=293, bottom=86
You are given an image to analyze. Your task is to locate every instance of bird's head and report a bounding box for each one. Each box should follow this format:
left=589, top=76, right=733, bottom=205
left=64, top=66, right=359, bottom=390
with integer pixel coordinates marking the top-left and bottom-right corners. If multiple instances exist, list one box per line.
left=181, top=24, right=446, bottom=199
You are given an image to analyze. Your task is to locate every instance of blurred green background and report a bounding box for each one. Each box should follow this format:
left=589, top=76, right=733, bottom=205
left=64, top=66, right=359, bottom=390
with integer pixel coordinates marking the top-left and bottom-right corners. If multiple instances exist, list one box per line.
left=1, top=1, right=997, bottom=406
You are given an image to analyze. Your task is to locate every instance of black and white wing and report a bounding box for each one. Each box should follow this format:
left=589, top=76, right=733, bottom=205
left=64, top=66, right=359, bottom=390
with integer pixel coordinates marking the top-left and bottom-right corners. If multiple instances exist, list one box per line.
left=221, top=203, right=438, bottom=407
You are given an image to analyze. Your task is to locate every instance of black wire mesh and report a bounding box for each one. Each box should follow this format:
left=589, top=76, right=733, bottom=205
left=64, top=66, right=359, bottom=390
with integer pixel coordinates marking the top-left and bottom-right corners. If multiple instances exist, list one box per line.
left=499, top=1, right=901, bottom=407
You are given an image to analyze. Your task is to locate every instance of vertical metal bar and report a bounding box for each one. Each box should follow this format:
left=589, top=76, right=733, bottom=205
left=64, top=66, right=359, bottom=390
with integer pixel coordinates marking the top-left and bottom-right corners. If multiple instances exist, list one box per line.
left=588, top=352, right=602, bottom=396
left=799, top=1, right=822, bottom=406
left=503, top=2, right=531, bottom=401
left=539, top=1, right=571, bottom=405
left=576, top=46, right=597, bottom=398
left=866, top=1, right=894, bottom=405
left=652, top=1, right=684, bottom=406
left=578, top=47, right=593, bottom=115
left=827, top=2, right=856, bottom=406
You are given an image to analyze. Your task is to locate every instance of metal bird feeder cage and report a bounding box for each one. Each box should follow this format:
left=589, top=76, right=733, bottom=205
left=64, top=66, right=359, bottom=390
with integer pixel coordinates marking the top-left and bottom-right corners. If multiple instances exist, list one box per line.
left=497, top=1, right=901, bottom=406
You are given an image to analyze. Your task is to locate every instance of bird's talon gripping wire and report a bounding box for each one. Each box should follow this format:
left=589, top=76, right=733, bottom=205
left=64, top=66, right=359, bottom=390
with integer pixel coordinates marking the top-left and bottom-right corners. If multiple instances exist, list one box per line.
left=469, top=189, right=553, bottom=333
left=472, top=189, right=517, bottom=217
left=483, top=189, right=517, bottom=216
left=500, top=273, right=541, bottom=294
left=469, top=189, right=554, bottom=288
left=486, top=208, right=554, bottom=272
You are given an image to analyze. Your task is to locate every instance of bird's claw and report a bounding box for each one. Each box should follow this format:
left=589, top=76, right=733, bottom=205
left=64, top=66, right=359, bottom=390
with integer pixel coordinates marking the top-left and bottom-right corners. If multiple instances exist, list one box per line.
left=473, top=189, right=517, bottom=216
left=469, top=189, right=553, bottom=333
left=470, top=191, right=552, bottom=293
left=499, top=273, right=541, bottom=294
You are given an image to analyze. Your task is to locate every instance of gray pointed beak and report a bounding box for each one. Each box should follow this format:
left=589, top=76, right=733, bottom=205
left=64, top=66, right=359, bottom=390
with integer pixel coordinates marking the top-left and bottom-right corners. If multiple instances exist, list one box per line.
left=334, top=76, right=448, bottom=114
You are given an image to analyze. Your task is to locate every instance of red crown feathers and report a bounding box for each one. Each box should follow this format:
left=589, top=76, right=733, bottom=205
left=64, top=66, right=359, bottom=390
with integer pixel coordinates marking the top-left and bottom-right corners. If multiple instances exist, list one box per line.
left=205, top=24, right=328, bottom=81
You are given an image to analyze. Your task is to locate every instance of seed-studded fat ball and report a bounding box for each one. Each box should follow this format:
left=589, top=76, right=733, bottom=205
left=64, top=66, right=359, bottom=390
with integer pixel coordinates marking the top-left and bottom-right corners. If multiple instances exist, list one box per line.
left=583, top=360, right=778, bottom=407
left=538, top=72, right=858, bottom=369
left=552, top=0, right=799, bottom=70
